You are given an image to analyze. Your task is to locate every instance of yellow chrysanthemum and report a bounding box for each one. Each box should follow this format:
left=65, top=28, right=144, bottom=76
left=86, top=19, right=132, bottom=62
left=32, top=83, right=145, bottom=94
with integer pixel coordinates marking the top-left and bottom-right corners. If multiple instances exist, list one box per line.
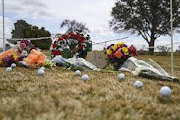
left=117, top=42, right=124, bottom=46
left=111, top=45, right=118, bottom=51
left=106, top=49, right=112, bottom=55
left=13, top=54, right=18, bottom=61
left=122, top=47, right=129, bottom=55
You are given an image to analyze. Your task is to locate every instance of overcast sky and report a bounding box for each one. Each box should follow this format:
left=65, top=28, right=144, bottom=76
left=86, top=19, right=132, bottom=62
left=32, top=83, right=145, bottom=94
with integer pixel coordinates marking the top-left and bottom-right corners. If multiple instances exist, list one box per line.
left=0, top=0, right=179, bottom=50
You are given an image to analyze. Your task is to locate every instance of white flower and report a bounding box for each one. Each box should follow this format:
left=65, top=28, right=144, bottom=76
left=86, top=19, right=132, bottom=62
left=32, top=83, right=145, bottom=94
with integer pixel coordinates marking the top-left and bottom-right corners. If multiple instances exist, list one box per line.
left=59, top=48, right=63, bottom=51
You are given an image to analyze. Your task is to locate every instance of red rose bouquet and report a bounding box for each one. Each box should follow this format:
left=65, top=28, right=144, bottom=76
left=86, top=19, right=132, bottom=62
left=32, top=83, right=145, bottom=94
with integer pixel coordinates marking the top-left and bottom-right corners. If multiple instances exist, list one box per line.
left=51, top=32, right=91, bottom=59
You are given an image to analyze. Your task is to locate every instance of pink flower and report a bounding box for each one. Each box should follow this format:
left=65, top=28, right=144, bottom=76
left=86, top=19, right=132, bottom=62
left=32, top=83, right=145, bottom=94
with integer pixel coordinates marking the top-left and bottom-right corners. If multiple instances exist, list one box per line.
left=20, top=43, right=26, bottom=49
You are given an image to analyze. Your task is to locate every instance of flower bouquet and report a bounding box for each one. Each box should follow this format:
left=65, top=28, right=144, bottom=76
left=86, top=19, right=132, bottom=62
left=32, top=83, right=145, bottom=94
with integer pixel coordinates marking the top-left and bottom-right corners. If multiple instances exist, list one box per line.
left=105, top=42, right=138, bottom=70
left=0, top=40, right=56, bottom=69
left=20, top=49, right=56, bottom=69
left=0, top=40, right=36, bottom=67
left=17, top=40, right=37, bottom=55
left=51, top=32, right=91, bottom=59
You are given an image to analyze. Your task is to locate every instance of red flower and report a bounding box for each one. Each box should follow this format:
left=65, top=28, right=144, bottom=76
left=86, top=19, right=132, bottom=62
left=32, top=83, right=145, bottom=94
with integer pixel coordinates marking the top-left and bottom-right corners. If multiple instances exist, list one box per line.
left=129, top=45, right=138, bottom=56
left=79, top=40, right=85, bottom=44
left=52, top=50, right=57, bottom=55
left=80, top=37, right=84, bottom=41
left=52, top=50, right=62, bottom=55
left=58, top=37, right=63, bottom=41
left=78, top=45, right=83, bottom=50
left=53, top=44, right=57, bottom=48
left=56, top=51, right=62, bottom=55
left=70, top=33, right=75, bottom=38
left=78, top=37, right=85, bottom=42
left=76, top=34, right=81, bottom=40
left=62, top=35, right=68, bottom=39
left=122, top=55, right=127, bottom=59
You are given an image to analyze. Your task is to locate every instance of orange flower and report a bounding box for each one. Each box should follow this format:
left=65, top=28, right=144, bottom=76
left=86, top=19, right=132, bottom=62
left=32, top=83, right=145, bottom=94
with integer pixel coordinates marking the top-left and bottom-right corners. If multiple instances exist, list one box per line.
left=115, top=50, right=122, bottom=58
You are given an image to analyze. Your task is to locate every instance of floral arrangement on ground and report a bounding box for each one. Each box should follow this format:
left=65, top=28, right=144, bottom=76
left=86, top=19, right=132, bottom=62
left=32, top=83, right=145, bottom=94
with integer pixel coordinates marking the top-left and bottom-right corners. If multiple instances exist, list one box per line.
left=51, top=32, right=92, bottom=59
left=105, top=42, right=138, bottom=70
left=0, top=40, right=55, bottom=68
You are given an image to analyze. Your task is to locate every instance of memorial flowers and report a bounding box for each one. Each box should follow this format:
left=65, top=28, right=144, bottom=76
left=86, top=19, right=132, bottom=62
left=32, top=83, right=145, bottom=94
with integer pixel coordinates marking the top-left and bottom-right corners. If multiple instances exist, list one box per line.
left=51, top=32, right=91, bottom=59
left=105, top=42, right=138, bottom=70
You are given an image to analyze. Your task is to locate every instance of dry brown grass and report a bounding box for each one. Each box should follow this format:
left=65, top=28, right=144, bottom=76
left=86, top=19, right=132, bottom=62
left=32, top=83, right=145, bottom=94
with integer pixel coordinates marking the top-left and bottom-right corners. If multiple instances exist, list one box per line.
left=0, top=53, right=180, bottom=120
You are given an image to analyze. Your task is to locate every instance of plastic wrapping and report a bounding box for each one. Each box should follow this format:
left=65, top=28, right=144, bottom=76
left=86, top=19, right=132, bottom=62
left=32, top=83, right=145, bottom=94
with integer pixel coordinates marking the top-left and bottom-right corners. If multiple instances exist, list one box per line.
left=22, top=49, right=47, bottom=68
left=0, top=48, right=19, bottom=66
left=51, top=56, right=99, bottom=70
left=51, top=56, right=67, bottom=66
left=65, top=58, right=99, bottom=70
left=119, top=57, right=175, bottom=81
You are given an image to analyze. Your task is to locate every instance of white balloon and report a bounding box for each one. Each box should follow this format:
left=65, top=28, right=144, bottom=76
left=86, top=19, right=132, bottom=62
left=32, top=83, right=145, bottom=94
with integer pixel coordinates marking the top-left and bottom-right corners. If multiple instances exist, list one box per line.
left=118, top=73, right=125, bottom=81
left=133, top=81, right=143, bottom=89
left=160, top=86, right=171, bottom=97
left=75, top=70, right=81, bottom=76
left=6, top=67, right=12, bottom=72
left=81, top=74, right=89, bottom=82
left=11, top=63, right=16, bottom=68
left=38, top=69, right=45, bottom=76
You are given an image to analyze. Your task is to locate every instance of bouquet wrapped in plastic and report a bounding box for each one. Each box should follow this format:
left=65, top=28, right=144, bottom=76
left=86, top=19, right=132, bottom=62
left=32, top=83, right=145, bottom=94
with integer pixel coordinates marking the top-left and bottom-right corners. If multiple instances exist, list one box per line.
left=120, top=57, right=177, bottom=81
left=22, top=49, right=46, bottom=68
left=0, top=40, right=36, bottom=67
left=0, top=48, right=19, bottom=66
left=105, top=42, right=138, bottom=70
left=0, top=40, right=56, bottom=69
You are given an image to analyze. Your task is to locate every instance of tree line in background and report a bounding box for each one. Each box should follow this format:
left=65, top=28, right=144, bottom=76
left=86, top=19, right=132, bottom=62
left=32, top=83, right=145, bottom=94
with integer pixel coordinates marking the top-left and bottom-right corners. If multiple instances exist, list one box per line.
left=11, top=20, right=52, bottom=50
left=11, top=19, right=92, bottom=52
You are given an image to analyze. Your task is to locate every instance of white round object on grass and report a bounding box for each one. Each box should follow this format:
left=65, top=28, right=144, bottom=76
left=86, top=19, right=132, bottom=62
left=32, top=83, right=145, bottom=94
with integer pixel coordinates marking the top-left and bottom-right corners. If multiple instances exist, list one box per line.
left=118, top=73, right=125, bottom=81
left=6, top=67, right=12, bottom=72
left=11, top=63, right=16, bottom=68
left=40, top=67, right=45, bottom=71
left=75, top=70, right=81, bottom=76
left=81, top=74, right=89, bottom=82
left=160, top=86, right=171, bottom=97
left=38, top=69, right=45, bottom=76
left=133, top=81, right=143, bottom=89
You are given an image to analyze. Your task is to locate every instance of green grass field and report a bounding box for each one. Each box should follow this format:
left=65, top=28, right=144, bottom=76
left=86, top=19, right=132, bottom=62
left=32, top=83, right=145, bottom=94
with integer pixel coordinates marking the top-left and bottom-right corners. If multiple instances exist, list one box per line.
left=0, top=53, right=180, bottom=120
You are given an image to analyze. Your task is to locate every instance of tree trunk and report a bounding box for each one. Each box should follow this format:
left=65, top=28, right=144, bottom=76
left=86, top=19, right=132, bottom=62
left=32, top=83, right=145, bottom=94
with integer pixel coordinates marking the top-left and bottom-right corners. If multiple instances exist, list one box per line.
left=148, top=39, right=155, bottom=55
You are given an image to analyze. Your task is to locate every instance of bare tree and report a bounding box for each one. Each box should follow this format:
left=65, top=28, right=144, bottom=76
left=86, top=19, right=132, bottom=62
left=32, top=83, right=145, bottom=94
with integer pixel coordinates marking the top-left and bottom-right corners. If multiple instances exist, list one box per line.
left=157, top=46, right=171, bottom=56
left=60, top=19, right=90, bottom=34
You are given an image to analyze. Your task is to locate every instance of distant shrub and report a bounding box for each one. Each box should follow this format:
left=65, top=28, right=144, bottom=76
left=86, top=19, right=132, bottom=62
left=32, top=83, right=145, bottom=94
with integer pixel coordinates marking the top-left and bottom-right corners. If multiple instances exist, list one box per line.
left=137, top=49, right=149, bottom=55
left=31, top=39, right=52, bottom=50
left=157, top=46, right=170, bottom=56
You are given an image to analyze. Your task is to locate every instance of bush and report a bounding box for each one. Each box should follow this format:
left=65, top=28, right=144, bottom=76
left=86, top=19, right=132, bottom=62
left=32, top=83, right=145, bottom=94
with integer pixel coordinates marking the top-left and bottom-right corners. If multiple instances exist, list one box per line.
left=137, top=49, right=149, bottom=55
left=157, top=46, right=170, bottom=56
left=31, top=39, right=52, bottom=50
